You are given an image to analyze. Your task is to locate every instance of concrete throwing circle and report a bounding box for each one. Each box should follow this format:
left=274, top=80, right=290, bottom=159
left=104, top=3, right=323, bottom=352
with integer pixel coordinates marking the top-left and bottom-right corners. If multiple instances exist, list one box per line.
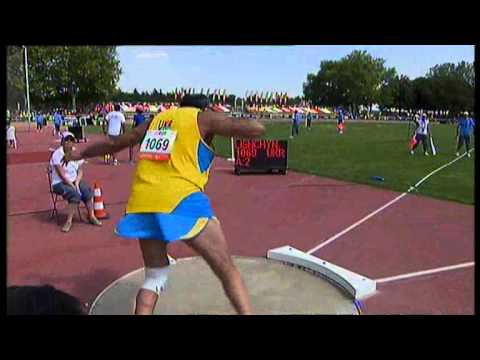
left=90, top=256, right=358, bottom=315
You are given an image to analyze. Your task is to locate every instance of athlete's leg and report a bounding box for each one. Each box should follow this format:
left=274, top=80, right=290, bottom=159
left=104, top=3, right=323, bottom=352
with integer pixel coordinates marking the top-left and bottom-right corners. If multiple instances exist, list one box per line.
left=411, top=134, right=419, bottom=151
left=465, top=135, right=471, bottom=153
left=135, top=239, right=170, bottom=315
left=456, top=135, right=465, bottom=153
left=184, top=218, right=252, bottom=315
left=455, top=135, right=464, bottom=156
left=422, top=135, right=429, bottom=153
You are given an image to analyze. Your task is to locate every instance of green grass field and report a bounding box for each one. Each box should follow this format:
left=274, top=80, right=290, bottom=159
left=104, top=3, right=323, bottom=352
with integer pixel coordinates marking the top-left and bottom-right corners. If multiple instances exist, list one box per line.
left=86, top=121, right=475, bottom=205
left=213, top=121, right=475, bottom=205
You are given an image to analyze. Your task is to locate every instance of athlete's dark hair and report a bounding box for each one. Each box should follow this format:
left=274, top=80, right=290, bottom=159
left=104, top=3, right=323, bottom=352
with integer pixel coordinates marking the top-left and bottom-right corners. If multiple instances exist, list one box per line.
left=180, top=94, right=209, bottom=110
left=114, top=104, right=121, bottom=111
left=7, top=285, right=86, bottom=315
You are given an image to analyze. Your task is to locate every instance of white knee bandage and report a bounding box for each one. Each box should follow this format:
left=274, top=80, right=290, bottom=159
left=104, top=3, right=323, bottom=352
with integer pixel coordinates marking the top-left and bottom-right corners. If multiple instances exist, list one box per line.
left=142, top=267, right=170, bottom=295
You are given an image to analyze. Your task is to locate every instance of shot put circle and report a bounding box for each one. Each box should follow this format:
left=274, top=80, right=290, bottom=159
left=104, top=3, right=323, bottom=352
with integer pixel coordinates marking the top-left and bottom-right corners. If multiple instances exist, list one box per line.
left=90, top=256, right=359, bottom=315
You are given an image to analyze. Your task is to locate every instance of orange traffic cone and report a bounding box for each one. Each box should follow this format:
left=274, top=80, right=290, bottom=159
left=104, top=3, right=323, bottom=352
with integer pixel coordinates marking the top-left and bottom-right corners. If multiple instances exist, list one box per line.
left=93, top=182, right=109, bottom=219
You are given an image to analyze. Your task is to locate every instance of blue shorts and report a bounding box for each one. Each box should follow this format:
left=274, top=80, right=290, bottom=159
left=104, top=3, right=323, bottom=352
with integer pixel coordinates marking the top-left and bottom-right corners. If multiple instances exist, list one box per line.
left=115, top=192, right=215, bottom=243
left=52, top=180, right=94, bottom=204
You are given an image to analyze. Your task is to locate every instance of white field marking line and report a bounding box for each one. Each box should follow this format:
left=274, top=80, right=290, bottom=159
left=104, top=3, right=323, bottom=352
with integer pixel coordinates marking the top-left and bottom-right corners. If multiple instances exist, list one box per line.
left=375, top=262, right=474, bottom=284
left=306, top=192, right=409, bottom=254
left=413, top=149, right=474, bottom=189
left=89, top=268, right=144, bottom=314
left=306, top=149, right=474, bottom=255
left=88, top=255, right=177, bottom=314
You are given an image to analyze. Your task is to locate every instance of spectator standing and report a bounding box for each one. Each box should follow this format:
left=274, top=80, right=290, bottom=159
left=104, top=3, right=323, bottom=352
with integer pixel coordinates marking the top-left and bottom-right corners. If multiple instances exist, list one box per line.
left=36, top=112, right=45, bottom=132
left=53, top=110, right=64, bottom=137
left=290, top=110, right=301, bottom=138
left=7, top=122, right=17, bottom=149
left=103, top=104, right=126, bottom=165
left=129, top=105, right=147, bottom=163
left=456, top=111, right=475, bottom=158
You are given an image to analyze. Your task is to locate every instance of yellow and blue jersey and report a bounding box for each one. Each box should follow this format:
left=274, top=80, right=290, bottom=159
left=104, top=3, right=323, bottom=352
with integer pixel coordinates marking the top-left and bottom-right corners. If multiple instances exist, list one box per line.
left=126, top=107, right=215, bottom=214
left=116, top=107, right=216, bottom=243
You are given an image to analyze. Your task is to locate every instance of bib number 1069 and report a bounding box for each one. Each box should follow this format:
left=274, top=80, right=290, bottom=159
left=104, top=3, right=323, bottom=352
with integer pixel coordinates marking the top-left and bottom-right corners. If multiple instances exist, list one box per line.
left=145, top=137, right=170, bottom=151
left=139, top=129, right=177, bottom=161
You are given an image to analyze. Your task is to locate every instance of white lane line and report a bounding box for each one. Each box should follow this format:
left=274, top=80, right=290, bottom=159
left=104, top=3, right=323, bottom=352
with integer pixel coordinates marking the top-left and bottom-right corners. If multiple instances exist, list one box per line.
left=88, top=255, right=177, bottom=315
left=306, top=192, right=409, bottom=254
left=88, top=268, right=144, bottom=314
left=375, top=262, right=475, bottom=284
left=413, top=149, right=474, bottom=189
left=306, top=149, right=474, bottom=255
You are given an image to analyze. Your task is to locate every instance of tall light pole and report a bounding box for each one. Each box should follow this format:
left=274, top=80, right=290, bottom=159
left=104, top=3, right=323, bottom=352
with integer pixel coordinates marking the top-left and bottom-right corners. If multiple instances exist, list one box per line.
left=23, top=46, right=31, bottom=115
left=71, top=81, right=79, bottom=112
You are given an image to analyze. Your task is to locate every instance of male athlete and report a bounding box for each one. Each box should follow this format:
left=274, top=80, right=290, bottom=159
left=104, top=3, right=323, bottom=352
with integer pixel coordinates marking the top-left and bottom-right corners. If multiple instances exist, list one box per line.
left=290, top=110, right=301, bottom=138
left=103, top=104, right=126, bottom=165
left=410, top=113, right=431, bottom=156
left=455, top=112, right=475, bottom=158
left=64, top=94, right=265, bottom=315
left=53, top=110, right=64, bottom=137
left=129, top=105, right=147, bottom=163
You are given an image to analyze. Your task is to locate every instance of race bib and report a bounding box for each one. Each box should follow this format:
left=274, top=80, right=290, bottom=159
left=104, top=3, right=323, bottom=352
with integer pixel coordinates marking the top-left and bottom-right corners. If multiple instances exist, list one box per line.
left=139, top=129, right=177, bottom=161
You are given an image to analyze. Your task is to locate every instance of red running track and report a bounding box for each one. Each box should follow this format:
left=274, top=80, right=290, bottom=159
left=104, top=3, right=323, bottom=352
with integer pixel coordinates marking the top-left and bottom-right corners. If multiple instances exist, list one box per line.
left=6, top=128, right=475, bottom=314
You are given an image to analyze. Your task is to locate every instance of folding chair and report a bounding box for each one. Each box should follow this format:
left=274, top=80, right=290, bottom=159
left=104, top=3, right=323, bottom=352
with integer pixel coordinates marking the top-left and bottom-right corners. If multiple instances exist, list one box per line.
left=46, top=164, right=83, bottom=223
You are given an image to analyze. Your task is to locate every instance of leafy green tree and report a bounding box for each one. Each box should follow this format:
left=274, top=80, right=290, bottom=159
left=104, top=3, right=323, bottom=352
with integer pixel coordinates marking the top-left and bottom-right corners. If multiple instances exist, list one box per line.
left=151, top=88, right=160, bottom=102
left=303, top=50, right=396, bottom=114
left=426, top=61, right=474, bottom=114
left=26, top=46, right=121, bottom=110
left=7, top=46, right=26, bottom=111
left=379, top=75, right=415, bottom=112
left=412, top=77, right=435, bottom=111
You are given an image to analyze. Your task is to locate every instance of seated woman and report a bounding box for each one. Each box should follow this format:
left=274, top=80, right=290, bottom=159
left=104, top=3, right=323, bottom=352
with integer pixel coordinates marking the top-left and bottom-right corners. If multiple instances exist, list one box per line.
left=50, top=132, right=102, bottom=232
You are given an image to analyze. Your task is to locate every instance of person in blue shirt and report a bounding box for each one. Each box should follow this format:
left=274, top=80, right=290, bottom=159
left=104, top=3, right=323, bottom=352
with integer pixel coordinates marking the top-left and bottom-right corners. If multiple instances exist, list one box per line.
left=129, top=105, right=147, bottom=162
left=53, top=110, right=64, bottom=137
left=290, top=110, right=302, bottom=138
left=36, top=112, right=45, bottom=132
left=456, top=112, right=475, bottom=158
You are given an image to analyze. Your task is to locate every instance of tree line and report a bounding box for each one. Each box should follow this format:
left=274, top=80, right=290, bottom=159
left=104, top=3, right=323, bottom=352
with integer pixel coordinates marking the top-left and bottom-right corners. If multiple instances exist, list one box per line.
left=7, top=47, right=474, bottom=116
left=303, top=50, right=474, bottom=116
left=7, top=46, right=121, bottom=111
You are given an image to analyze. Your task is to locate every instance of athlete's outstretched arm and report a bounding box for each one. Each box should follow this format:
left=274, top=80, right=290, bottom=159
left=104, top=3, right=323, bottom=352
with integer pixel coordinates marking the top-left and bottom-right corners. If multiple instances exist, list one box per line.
left=199, top=111, right=266, bottom=139
left=67, top=120, right=151, bottom=161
